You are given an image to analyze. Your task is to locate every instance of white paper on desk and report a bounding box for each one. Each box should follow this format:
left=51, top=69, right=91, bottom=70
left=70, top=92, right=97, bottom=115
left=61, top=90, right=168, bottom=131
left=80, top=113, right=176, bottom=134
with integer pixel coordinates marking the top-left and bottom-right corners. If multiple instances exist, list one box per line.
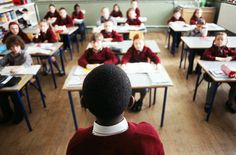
left=73, top=67, right=90, bottom=76
left=122, top=63, right=155, bottom=74
left=67, top=76, right=83, bottom=86
left=36, top=43, right=56, bottom=51
left=209, top=69, right=228, bottom=78
left=102, top=42, right=118, bottom=47
left=148, top=72, right=171, bottom=84
left=73, top=19, right=83, bottom=24
left=26, top=47, right=51, bottom=54
left=0, top=65, right=40, bottom=75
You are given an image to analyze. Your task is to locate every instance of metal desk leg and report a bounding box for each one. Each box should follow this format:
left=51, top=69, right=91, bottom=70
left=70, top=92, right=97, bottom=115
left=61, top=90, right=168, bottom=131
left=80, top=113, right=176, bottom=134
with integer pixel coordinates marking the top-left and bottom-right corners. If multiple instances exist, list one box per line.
left=25, top=84, right=32, bottom=113
left=167, top=29, right=170, bottom=50
left=59, top=47, right=65, bottom=74
left=160, top=87, right=168, bottom=127
left=179, top=42, right=185, bottom=68
left=48, top=56, right=57, bottom=89
left=193, top=69, right=202, bottom=101
left=66, top=35, right=73, bottom=60
left=153, top=88, right=157, bottom=105
left=149, top=88, right=152, bottom=107
left=35, top=74, right=46, bottom=108
left=206, top=82, right=219, bottom=122
left=16, top=91, right=32, bottom=131
left=68, top=91, right=78, bottom=130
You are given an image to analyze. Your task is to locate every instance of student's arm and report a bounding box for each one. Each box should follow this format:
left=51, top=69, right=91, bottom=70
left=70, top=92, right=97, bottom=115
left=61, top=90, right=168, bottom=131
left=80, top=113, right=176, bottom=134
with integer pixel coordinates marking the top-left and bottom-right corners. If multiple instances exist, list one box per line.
left=78, top=50, right=89, bottom=68
left=0, top=55, right=9, bottom=67
left=23, top=51, right=33, bottom=67
left=121, top=48, right=132, bottom=64
left=136, top=8, right=141, bottom=18
left=103, top=48, right=118, bottom=64
left=66, top=16, right=74, bottom=27
left=146, top=47, right=161, bottom=64
left=228, top=48, right=236, bottom=60
left=47, top=29, right=58, bottom=43
left=202, top=48, right=216, bottom=61
left=112, top=31, right=123, bottom=42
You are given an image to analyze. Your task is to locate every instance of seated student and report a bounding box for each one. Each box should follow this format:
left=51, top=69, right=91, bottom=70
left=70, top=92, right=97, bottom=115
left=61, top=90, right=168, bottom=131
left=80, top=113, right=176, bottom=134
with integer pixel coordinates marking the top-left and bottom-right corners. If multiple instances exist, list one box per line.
left=187, top=18, right=208, bottom=74
left=72, top=4, right=86, bottom=41
left=78, top=33, right=118, bottom=69
left=2, top=22, right=31, bottom=44
left=202, top=32, right=236, bottom=113
left=100, top=20, right=123, bottom=42
left=96, top=7, right=116, bottom=26
left=190, top=8, right=204, bottom=25
left=44, top=4, right=60, bottom=24
left=168, top=7, right=186, bottom=55
left=126, top=0, right=140, bottom=18
left=125, top=8, right=142, bottom=26
left=110, top=3, right=123, bottom=18
left=53, top=7, right=73, bottom=28
left=66, top=64, right=165, bottom=155
left=33, top=20, right=64, bottom=75
left=121, top=34, right=161, bottom=112
left=0, top=35, right=32, bottom=124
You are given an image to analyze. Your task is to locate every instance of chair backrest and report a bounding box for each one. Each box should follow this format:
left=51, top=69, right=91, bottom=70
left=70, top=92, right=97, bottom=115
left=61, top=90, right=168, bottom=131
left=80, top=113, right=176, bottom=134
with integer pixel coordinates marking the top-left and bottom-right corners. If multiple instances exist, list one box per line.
left=129, top=31, right=144, bottom=40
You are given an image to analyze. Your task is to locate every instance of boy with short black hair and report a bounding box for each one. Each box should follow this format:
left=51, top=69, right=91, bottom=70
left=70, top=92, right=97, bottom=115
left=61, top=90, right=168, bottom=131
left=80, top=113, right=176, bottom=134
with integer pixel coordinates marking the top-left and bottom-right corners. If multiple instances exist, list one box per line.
left=66, top=64, right=164, bottom=155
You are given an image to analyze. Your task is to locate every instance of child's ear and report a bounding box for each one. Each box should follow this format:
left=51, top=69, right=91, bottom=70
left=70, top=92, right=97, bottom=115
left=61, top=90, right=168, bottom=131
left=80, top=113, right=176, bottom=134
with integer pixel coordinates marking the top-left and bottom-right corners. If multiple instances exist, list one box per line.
left=127, top=96, right=135, bottom=109
left=80, top=96, right=88, bottom=108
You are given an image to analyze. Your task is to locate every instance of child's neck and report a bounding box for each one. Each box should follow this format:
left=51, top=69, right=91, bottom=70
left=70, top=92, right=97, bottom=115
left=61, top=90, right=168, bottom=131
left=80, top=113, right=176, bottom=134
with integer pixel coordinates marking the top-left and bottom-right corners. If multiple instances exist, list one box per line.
left=96, top=115, right=124, bottom=126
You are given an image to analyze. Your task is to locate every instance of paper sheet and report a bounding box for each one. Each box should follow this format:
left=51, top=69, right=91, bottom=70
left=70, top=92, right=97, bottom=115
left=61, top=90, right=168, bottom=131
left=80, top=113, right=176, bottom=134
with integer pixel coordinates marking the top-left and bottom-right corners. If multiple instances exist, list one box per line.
left=26, top=46, right=52, bottom=54
left=0, top=65, right=41, bottom=75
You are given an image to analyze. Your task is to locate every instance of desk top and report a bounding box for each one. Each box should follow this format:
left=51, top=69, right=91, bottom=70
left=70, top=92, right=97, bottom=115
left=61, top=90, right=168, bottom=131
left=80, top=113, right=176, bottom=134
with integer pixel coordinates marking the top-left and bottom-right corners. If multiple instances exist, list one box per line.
left=62, top=63, right=173, bottom=91
left=0, top=42, right=63, bottom=57
left=93, top=25, right=147, bottom=34
left=87, top=40, right=160, bottom=54
left=23, top=26, right=78, bottom=35
left=181, top=36, right=236, bottom=49
left=170, top=23, right=225, bottom=32
left=0, top=74, right=32, bottom=92
left=114, top=17, right=147, bottom=23
left=198, top=60, right=236, bottom=82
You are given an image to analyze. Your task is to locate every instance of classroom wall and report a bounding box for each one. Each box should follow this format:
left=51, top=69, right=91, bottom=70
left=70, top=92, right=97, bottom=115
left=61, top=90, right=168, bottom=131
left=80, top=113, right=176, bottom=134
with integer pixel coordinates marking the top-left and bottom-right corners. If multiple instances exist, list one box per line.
left=35, top=0, right=221, bottom=26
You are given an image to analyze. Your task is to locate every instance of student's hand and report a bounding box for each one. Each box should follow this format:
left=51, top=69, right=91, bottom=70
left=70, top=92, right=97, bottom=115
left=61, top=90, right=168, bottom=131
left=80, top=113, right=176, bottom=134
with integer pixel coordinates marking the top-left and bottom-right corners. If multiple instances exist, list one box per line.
left=103, top=38, right=113, bottom=42
left=225, top=56, right=232, bottom=62
left=34, top=28, right=40, bottom=38
left=44, top=40, right=48, bottom=43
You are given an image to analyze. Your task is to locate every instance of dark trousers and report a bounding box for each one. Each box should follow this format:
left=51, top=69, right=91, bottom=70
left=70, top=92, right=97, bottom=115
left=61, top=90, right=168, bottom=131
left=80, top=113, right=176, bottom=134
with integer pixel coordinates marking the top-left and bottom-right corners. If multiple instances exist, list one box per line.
left=171, top=30, right=181, bottom=54
left=132, top=88, right=147, bottom=102
left=0, top=93, right=23, bottom=119
left=75, top=22, right=86, bottom=41
left=188, top=49, right=204, bottom=74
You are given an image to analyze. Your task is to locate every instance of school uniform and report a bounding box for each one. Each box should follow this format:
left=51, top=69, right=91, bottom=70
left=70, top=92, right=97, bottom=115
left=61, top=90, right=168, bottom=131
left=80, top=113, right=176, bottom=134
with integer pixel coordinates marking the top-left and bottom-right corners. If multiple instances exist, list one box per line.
left=126, top=8, right=141, bottom=18
left=125, top=18, right=142, bottom=26
left=168, top=16, right=186, bottom=55
left=202, top=45, right=236, bottom=112
left=100, top=30, right=123, bottom=42
left=33, top=28, right=58, bottom=43
left=53, top=15, right=73, bottom=27
left=2, top=31, right=31, bottom=44
left=67, top=120, right=164, bottom=155
left=121, top=45, right=160, bottom=64
left=78, top=47, right=118, bottom=68
left=96, top=16, right=117, bottom=26
left=44, top=11, right=60, bottom=20
left=110, top=10, right=123, bottom=18
left=0, top=50, right=32, bottom=123
left=190, top=16, right=204, bottom=25
left=72, top=11, right=86, bottom=41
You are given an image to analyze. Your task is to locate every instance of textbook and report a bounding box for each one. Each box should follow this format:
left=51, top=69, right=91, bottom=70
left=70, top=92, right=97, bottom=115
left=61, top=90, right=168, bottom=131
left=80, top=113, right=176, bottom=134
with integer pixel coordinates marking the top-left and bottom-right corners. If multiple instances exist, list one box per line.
left=0, top=65, right=41, bottom=75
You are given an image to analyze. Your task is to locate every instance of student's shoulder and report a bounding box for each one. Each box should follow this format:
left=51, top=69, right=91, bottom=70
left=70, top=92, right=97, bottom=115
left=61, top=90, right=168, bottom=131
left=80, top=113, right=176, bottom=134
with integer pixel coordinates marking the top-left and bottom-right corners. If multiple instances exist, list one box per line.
left=128, top=121, right=159, bottom=136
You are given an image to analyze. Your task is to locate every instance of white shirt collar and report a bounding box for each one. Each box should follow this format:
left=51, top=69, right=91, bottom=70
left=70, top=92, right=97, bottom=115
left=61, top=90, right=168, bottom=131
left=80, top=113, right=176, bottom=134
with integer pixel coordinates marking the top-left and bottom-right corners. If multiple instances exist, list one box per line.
left=92, top=118, right=128, bottom=136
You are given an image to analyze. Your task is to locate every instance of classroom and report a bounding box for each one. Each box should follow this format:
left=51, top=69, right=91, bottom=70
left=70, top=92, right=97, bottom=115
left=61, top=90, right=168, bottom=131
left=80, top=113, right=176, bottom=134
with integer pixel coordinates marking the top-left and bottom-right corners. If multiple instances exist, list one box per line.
left=0, top=0, right=236, bottom=154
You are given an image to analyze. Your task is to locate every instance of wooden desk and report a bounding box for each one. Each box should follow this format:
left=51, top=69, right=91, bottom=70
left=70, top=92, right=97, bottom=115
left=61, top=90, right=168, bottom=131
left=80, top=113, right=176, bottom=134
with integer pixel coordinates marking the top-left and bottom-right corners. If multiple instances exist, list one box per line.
left=0, top=43, right=64, bottom=89
left=87, top=40, right=160, bottom=54
left=62, top=64, right=173, bottom=130
left=114, top=17, right=147, bottom=24
left=193, top=60, right=236, bottom=121
left=180, top=36, right=236, bottom=79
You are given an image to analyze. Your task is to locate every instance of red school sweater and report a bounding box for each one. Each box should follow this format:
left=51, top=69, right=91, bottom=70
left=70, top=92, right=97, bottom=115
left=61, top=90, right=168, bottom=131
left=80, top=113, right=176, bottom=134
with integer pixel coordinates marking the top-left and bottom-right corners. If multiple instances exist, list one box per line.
left=126, top=18, right=142, bottom=26
left=78, top=47, right=118, bottom=68
left=167, top=16, right=185, bottom=24
left=203, top=44, right=236, bottom=61
left=66, top=122, right=165, bottom=155
left=33, top=28, right=58, bottom=43
left=44, top=11, right=60, bottom=20
left=110, top=10, right=123, bottom=18
left=72, top=11, right=84, bottom=20
left=100, top=30, right=123, bottom=42
left=53, top=15, right=73, bottom=27
left=121, top=45, right=161, bottom=64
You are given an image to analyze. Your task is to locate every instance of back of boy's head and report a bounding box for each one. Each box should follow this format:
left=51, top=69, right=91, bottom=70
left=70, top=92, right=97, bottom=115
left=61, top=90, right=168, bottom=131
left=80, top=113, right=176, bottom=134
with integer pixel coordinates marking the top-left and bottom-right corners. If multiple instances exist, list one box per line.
left=196, top=18, right=205, bottom=25
left=82, top=64, right=132, bottom=120
left=90, top=33, right=103, bottom=42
